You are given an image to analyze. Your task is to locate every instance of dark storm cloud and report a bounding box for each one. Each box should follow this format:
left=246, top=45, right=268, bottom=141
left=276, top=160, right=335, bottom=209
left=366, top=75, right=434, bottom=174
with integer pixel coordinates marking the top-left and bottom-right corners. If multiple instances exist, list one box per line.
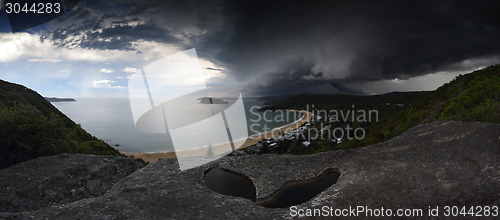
left=218, top=1, right=500, bottom=76
left=46, top=8, right=178, bottom=50
left=45, top=0, right=500, bottom=95
left=46, top=0, right=227, bottom=52
left=221, top=0, right=500, bottom=94
left=79, top=24, right=179, bottom=50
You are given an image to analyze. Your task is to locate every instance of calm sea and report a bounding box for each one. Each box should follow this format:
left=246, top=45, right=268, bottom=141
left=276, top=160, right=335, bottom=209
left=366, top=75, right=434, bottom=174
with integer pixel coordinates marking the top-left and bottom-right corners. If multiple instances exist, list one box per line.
left=52, top=98, right=300, bottom=153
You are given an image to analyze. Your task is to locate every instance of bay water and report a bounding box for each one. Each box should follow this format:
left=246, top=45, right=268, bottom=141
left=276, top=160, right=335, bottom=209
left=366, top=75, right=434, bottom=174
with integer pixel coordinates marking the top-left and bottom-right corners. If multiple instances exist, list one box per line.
left=52, top=98, right=300, bottom=153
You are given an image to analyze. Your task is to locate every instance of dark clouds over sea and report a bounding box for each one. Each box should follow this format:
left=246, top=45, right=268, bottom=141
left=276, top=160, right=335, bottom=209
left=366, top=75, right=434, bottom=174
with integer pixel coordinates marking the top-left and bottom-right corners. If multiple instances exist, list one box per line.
left=42, top=0, right=500, bottom=95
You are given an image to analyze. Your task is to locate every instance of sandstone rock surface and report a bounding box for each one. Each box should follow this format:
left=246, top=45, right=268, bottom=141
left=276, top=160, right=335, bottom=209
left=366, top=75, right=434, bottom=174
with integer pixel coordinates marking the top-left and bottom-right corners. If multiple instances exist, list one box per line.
left=0, top=154, right=144, bottom=213
left=1, top=121, right=498, bottom=219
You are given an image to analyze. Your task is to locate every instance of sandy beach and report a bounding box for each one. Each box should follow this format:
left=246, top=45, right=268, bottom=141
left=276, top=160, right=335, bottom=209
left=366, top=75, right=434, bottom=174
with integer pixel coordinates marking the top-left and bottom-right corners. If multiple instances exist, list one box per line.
left=123, top=110, right=313, bottom=163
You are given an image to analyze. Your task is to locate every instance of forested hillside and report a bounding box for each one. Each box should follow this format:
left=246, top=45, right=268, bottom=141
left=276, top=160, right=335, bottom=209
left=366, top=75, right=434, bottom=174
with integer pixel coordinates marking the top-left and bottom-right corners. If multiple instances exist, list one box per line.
left=0, top=80, right=120, bottom=169
left=259, top=64, right=500, bottom=154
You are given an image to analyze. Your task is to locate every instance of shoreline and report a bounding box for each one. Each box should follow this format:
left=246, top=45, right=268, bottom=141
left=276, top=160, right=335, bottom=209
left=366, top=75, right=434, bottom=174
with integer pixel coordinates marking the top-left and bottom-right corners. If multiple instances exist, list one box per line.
left=122, top=110, right=313, bottom=163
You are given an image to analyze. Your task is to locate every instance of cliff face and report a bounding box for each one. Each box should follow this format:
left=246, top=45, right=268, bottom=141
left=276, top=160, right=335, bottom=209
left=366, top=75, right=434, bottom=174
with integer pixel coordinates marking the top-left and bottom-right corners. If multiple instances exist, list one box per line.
left=0, top=121, right=499, bottom=219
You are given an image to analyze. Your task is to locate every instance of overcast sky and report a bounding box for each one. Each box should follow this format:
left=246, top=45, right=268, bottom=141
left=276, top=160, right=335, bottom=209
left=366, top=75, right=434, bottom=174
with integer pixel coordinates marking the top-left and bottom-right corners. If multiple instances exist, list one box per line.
left=1, top=0, right=499, bottom=98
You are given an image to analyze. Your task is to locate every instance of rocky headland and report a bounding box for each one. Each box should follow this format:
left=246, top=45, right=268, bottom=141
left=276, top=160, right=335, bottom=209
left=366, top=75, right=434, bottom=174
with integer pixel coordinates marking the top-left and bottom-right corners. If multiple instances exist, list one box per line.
left=0, top=121, right=498, bottom=219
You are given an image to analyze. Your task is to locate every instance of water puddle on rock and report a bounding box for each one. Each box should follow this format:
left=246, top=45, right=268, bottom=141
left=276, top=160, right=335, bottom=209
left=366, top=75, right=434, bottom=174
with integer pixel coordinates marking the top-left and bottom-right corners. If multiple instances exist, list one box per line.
left=203, top=167, right=256, bottom=201
left=204, top=167, right=340, bottom=208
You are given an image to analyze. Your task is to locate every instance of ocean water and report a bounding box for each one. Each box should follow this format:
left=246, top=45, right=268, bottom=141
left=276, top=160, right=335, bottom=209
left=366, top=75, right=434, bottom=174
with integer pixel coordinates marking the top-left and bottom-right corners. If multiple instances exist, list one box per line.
left=52, top=98, right=300, bottom=153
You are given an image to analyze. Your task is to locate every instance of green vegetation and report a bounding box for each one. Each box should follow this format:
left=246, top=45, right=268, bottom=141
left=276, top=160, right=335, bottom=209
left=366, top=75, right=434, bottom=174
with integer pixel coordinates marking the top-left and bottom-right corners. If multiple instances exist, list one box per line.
left=253, top=64, right=500, bottom=155
left=0, top=80, right=121, bottom=169
left=390, top=64, right=500, bottom=136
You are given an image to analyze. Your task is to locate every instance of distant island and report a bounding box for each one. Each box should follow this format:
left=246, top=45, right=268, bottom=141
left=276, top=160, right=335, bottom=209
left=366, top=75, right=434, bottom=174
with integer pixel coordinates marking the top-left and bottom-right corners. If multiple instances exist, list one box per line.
left=44, top=97, right=76, bottom=102
left=198, top=97, right=228, bottom=104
